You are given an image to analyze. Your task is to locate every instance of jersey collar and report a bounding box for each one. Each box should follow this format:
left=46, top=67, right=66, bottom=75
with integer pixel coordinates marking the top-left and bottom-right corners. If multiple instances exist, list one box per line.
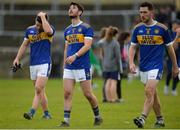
left=72, top=21, right=83, bottom=27
left=144, top=20, right=157, bottom=27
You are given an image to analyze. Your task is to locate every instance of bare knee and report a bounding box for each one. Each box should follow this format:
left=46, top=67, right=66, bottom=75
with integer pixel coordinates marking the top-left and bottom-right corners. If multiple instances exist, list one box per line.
left=64, top=90, right=72, bottom=100
left=145, top=87, right=155, bottom=103
left=35, top=87, right=42, bottom=95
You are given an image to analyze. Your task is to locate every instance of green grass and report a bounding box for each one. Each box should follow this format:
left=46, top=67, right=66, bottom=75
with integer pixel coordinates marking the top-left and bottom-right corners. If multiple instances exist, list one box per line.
left=0, top=78, right=179, bottom=129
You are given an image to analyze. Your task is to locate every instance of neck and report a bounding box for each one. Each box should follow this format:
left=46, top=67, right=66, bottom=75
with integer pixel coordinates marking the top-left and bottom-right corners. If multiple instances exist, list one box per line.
left=146, top=18, right=154, bottom=26
left=71, top=17, right=81, bottom=26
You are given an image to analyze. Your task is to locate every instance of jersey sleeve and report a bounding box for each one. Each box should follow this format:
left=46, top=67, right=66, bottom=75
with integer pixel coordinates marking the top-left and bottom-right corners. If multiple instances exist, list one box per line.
left=131, top=28, right=138, bottom=45
left=64, top=29, right=68, bottom=43
left=163, top=29, right=173, bottom=46
left=24, top=29, right=29, bottom=40
left=84, top=27, right=94, bottom=40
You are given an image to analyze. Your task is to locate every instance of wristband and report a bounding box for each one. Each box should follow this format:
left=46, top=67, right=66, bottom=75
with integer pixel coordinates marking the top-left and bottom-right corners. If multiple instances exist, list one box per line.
left=73, top=53, right=79, bottom=59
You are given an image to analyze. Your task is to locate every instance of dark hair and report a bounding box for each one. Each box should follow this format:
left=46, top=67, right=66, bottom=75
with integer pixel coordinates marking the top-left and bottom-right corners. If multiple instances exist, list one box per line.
left=70, top=2, right=84, bottom=15
left=36, top=14, right=49, bottom=23
left=105, top=26, right=119, bottom=41
left=139, top=2, right=154, bottom=11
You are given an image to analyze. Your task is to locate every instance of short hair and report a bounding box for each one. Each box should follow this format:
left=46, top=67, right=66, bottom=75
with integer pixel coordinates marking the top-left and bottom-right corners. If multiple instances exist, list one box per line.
left=139, top=2, right=154, bottom=11
left=70, top=2, right=84, bottom=15
left=36, top=14, right=49, bottom=23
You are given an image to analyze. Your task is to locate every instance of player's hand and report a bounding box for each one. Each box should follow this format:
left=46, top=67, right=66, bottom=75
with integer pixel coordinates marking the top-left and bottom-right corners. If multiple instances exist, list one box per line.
left=11, top=58, right=21, bottom=72
left=38, top=12, right=46, bottom=18
left=129, top=63, right=137, bottom=74
left=13, top=58, right=20, bottom=66
left=172, top=66, right=179, bottom=78
left=65, top=55, right=76, bottom=65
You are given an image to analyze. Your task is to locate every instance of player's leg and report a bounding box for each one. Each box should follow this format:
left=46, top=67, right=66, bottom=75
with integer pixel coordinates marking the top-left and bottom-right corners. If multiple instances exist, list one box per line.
left=80, top=80, right=103, bottom=125
left=153, top=89, right=165, bottom=128
left=59, top=69, right=75, bottom=127
left=23, top=80, right=36, bottom=120
left=134, top=79, right=158, bottom=128
left=60, top=78, right=75, bottom=126
left=37, top=63, right=52, bottom=119
left=134, top=70, right=160, bottom=128
left=24, top=65, right=38, bottom=120
left=29, top=77, right=49, bottom=119
left=39, top=79, right=52, bottom=119
left=24, top=77, right=48, bottom=119
left=143, top=79, right=159, bottom=116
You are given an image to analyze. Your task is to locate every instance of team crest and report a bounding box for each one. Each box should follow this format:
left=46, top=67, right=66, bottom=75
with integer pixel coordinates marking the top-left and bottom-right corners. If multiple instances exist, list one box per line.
left=154, top=29, right=159, bottom=34
left=146, top=28, right=151, bottom=34
left=72, top=28, right=76, bottom=33
left=78, top=28, right=82, bottom=32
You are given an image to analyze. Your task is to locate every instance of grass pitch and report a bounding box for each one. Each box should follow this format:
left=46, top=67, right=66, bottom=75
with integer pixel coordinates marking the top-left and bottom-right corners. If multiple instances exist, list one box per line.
left=0, top=78, right=179, bottom=129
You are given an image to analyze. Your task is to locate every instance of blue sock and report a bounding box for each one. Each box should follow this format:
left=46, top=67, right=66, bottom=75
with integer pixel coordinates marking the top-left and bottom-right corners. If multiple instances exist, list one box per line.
left=64, top=110, right=71, bottom=123
left=44, top=110, right=50, bottom=116
left=64, top=110, right=71, bottom=118
left=30, top=108, right=35, bottom=116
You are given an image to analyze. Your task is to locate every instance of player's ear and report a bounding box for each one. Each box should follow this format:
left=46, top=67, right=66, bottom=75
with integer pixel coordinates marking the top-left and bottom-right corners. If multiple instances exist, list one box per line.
left=78, top=10, right=83, bottom=16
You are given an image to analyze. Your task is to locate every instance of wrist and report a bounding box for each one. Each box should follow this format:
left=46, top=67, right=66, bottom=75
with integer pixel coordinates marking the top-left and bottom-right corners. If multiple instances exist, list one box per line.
left=73, top=53, right=79, bottom=59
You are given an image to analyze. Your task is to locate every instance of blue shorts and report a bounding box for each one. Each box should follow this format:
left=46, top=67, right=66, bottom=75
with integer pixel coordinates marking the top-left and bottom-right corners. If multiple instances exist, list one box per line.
left=103, top=71, right=119, bottom=80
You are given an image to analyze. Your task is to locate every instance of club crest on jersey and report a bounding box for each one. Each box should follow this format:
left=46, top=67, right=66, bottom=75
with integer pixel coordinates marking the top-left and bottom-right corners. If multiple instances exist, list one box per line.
left=146, top=28, right=151, bottom=34
left=78, top=28, right=82, bottom=32
left=154, top=29, right=159, bottom=34
left=72, top=28, right=76, bottom=33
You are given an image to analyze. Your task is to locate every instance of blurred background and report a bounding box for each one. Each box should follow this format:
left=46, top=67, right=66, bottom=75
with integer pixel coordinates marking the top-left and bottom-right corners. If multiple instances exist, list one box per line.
left=0, top=0, right=180, bottom=79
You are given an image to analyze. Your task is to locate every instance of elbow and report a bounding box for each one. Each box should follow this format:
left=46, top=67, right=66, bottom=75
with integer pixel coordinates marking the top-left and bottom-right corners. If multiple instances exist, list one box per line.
left=46, top=30, right=53, bottom=36
left=44, top=28, right=53, bottom=36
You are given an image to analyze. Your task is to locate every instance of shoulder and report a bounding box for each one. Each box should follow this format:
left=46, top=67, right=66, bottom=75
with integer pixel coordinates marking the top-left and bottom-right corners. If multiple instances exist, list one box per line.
left=133, top=22, right=144, bottom=30
left=64, top=24, right=72, bottom=31
left=81, top=22, right=91, bottom=29
left=26, top=25, right=35, bottom=30
left=156, top=22, right=168, bottom=30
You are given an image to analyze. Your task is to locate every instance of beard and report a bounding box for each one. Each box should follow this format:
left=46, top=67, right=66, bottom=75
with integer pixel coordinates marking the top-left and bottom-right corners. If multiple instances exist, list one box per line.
left=141, top=17, right=150, bottom=23
left=69, top=14, right=78, bottom=19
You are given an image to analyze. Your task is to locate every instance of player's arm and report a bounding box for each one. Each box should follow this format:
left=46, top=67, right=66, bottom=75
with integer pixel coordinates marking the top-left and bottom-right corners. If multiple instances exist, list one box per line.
left=65, top=38, right=92, bottom=65
left=129, top=44, right=137, bottom=74
left=13, top=39, right=30, bottom=66
left=76, top=38, right=92, bottom=56
left=38, top=12, right=53, bottom=36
